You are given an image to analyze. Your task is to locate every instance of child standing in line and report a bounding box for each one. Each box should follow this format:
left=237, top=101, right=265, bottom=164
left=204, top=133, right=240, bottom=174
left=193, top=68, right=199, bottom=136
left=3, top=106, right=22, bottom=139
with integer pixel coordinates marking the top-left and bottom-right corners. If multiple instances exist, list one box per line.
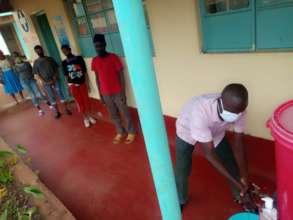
left=13, top=55, right=50, bottom=116
left=61, top=44, right=96, bottom=128
left=33, top=45, right=72, bottom=119
left=91, top=34, right=136, bottom=144
left=0, top=50, right=24, bottom=103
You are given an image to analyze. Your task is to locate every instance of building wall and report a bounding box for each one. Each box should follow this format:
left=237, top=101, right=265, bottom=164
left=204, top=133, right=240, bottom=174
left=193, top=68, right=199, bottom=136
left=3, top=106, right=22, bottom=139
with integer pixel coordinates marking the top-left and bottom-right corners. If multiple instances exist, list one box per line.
left=147, top=0, right=293, bottom=139
left=11, top=0, right=79, bottom=61
left=10, top=0, right=293, bottom=139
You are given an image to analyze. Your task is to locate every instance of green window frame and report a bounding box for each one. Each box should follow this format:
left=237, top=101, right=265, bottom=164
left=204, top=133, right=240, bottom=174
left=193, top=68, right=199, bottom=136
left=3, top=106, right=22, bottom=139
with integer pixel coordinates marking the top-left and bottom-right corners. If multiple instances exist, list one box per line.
left=199, top=0, right=293, bottom=53
left=66, top=0, right=154, bottom=57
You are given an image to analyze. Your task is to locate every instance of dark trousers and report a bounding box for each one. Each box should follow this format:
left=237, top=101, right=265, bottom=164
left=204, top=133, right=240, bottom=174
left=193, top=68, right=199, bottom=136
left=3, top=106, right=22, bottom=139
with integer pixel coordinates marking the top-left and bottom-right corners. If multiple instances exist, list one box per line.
left=175, top=136, right=240, bottom=205
left=103, top=92, right=136, bottom=134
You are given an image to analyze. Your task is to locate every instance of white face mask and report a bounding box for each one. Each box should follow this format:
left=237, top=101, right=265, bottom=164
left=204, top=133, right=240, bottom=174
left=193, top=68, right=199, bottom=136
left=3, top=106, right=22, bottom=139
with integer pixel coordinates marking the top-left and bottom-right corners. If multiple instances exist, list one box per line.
left=219, top=99, right=241, bottom=122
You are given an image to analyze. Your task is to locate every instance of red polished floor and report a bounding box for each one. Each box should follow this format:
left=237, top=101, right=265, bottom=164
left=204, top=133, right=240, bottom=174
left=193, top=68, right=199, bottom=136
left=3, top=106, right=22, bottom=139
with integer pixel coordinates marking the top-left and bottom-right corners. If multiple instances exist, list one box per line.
left=0, top=101, right=275, bottom=220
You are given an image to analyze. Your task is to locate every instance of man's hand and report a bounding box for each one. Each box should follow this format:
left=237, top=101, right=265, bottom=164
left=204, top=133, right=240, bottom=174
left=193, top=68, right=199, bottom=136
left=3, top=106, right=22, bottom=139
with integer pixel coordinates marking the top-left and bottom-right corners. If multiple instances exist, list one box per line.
left=201, top=142, right=246, bottom=195
left=241, top=177, right=249, bottom=192
left=121, top=91, right=127, bottom=104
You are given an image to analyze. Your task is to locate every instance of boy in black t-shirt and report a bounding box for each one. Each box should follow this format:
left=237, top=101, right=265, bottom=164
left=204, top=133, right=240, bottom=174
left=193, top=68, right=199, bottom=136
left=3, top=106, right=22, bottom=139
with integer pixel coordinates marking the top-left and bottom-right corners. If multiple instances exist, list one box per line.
left=61, top=44, right=96, bottom=128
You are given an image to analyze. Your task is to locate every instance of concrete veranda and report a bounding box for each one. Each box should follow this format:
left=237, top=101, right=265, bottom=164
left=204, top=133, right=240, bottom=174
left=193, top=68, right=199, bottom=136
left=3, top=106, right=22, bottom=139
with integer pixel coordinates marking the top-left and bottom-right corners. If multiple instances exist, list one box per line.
left=0, top=101, right=275, bottom=220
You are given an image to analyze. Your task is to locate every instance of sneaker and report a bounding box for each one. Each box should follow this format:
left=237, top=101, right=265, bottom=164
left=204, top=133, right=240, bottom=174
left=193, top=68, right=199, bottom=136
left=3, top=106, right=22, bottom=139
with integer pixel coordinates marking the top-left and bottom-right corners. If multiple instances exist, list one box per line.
left=55, top=111, right=62, bottom=119
left=88, top=116, right=96, bottom=124
left=38, top=109, right=45, bottom=117
left=84, top=118, right=90, bottom=128
left=66, top=109, right=72, bottom=115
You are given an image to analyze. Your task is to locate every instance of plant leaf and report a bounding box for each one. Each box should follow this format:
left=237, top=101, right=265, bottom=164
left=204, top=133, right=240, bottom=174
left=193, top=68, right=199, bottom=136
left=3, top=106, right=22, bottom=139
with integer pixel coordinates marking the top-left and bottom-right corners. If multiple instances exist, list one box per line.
left=0, top=160, right=5, bottom=168
left=0, top=208, right=8, bottom=220
left=23, top=186, right=43, bottom=198
left=21, top=214, right=30, bottom=220
left=0, top=170, right=13, bottom=184
left=0, top=151, right=14, bottom=158
left=15, top=144, right=27, bottom=154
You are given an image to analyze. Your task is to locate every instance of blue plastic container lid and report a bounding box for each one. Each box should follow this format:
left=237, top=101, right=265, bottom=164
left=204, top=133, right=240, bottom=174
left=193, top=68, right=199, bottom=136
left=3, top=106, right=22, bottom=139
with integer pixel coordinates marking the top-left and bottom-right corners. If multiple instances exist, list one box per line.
left=228, top=212, right=259, bottom=220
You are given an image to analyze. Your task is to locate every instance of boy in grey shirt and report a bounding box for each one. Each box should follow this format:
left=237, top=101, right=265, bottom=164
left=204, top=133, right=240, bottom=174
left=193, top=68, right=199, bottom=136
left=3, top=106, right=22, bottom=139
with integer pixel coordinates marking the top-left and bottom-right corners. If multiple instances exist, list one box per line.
left=14, top=55, right=50, bottom=116
left=33, top=45, right=71, bottom=119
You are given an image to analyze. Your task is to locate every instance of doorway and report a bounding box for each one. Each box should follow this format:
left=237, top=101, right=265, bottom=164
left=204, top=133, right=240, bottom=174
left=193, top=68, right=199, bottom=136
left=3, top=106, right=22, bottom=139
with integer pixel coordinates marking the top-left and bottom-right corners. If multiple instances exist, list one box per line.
left=32, top=12, right=70, bottom=99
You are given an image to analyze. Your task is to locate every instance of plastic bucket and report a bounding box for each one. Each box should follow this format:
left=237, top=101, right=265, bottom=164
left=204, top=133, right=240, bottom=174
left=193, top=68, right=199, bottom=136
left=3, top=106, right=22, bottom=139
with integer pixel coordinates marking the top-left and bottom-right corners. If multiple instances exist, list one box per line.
left=268, top=99, right=293, bottom=220
left=228, top=212, right=258, bottom=220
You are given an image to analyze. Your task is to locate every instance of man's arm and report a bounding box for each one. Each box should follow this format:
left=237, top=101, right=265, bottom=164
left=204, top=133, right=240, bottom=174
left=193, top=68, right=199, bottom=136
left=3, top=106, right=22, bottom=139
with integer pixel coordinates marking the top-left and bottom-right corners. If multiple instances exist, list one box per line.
left=232, top=133, right=249, bottom=186
left=32, top=64, right=45, bottom=83
left=94, top=72, right=104, bottom=104
left=79, top=57, right=91, bottom=91
left=200, top=141, right=245, bottom=194
left=118, top=70, right=125, bottom=94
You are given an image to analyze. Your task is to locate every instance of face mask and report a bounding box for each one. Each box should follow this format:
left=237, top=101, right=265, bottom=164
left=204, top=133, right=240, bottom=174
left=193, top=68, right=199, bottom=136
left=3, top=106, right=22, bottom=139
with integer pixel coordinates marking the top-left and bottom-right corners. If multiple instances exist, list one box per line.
left=97, top=50, right=108, bottom=57
left=219, top=99, right=241, bottom=122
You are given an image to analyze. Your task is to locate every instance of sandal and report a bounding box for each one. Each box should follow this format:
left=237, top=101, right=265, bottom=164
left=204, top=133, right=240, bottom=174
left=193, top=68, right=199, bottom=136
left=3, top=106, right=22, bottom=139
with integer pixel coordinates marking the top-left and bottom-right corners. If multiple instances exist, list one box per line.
left=125, top=133, right=136, bottom=144
left=113, top=134, right=125, bottom=144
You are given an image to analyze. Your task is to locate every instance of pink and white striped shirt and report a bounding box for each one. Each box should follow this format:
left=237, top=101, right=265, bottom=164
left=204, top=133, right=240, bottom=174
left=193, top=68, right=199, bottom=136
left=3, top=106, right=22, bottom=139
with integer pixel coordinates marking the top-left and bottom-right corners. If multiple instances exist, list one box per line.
left=176, top=93, right=246, bottom=147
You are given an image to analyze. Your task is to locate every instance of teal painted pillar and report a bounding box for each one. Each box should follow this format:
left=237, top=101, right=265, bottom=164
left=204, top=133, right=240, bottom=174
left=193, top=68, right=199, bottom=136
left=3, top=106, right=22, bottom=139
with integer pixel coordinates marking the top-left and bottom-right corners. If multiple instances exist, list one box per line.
left=13, top=22, right=31, bottom=59
left=112, top=1, right=181, bottom=220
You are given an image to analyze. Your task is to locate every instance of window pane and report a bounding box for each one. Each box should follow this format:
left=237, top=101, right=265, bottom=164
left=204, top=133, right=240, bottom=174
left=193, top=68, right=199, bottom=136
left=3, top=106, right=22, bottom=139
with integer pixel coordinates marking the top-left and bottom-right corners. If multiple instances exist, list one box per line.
left=206, top=0, right=228, bottom=14
left=76, top=17, right=90, bottom=35
left=85, top=0, right=103, bottom=14
left=73, top=0, right=86, bottom=17
left=230, top=0, right=249, bottom=9
left=106, top=10, right=118, bottom=32
left=206, top=0, right=249, bottom=13
left=90, top=13, right=108, bottom=33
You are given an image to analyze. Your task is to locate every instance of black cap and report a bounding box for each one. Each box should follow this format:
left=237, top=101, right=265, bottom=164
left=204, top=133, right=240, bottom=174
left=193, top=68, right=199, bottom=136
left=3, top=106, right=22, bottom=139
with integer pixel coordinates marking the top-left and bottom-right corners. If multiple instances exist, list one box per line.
left=93, top=34, right=106, bottom=44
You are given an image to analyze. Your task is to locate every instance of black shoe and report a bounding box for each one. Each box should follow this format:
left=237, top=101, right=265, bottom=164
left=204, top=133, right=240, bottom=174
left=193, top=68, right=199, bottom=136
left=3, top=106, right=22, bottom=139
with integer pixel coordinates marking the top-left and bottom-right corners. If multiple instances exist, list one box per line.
left=66, top=109, right=72, bottom=115
left=180, top=204, right=185, bottom=212
left=55, top=111, right=62, bottom=119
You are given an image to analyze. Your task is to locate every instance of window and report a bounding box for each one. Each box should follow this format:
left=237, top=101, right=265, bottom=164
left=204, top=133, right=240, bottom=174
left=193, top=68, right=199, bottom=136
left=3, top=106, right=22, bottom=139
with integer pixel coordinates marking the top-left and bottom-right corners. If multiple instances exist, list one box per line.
left=199, top=0, right=293, bottom=52
left=206, top=0, right=249, bottom=13
left=66, top=0, right=153, bottom=57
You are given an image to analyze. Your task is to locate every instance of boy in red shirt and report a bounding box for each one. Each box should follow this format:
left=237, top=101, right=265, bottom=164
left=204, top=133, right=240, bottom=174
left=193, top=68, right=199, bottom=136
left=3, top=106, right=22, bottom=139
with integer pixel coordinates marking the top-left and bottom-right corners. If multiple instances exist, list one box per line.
left=61, top=44, right=96, bottom=128
left=91, top=34, right=136, bottom=144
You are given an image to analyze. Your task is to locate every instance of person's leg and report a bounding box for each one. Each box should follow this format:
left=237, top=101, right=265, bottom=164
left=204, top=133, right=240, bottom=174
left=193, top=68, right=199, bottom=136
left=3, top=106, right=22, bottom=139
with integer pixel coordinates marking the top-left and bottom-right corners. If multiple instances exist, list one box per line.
left=10, top=93, right=18, bottom=104
left=80, top=84, right=96, bottom=124
left=24, top=79, right=40, bottom=107
left=114, top=92, right=136, bottom=144
left=214, top=137, right=241, bottom=200
left=44, top=84, right=61, bottom=118
left=104, top=95, right=126, bottom=143
left=55, top=80, right=71, bottom=115
left=70, top=85, right=90, bottom=127
left=29, top=79, right=48, bottom=116
left=175, top=136, right=195, bottom=206
left=31, top=80, right=50, bottom=105
left=19, top=91, right=25, bottom=100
